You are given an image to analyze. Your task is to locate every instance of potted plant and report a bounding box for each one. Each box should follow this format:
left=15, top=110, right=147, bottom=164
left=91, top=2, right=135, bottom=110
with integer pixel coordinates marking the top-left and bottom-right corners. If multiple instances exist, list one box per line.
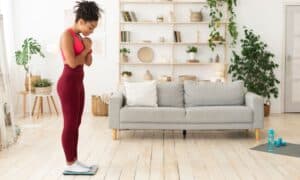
left=228, top=28, right=280, bottom=117
left=33, top=79, right=52, bottom=95
left=15, top=38, right=45, bottom=91
left=120, top=48, right=130, bottom=63
left=121, top=71, right=132, bottom=82
left=186, top=46, right=198, bottom=60
left=207, top=0, right=238, bottom=50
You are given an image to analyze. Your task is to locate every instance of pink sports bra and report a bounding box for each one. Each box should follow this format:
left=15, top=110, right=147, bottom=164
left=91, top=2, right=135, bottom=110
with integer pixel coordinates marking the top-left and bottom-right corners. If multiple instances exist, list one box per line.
left=61, top=28, right=85, bottom=61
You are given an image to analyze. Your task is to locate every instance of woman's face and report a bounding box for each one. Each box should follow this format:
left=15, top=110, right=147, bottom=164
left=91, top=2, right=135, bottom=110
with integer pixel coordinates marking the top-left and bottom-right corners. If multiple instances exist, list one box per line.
left=79, top=19, right=98, bottom=36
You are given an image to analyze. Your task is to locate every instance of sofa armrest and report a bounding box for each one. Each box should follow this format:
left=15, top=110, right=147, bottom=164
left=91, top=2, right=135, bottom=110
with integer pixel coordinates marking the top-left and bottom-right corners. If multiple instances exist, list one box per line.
left=245, top=92, right=264, bottom=129
left=109, top=92, right=125, bottom=129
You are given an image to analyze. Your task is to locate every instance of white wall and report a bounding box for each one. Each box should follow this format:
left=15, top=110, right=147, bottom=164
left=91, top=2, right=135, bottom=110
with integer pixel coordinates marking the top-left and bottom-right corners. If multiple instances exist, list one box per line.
left=12, top=0, right=119, bottom=114
left=10, top=0, right=298, bottom=114
left=235, top=0, right=284, bottom=113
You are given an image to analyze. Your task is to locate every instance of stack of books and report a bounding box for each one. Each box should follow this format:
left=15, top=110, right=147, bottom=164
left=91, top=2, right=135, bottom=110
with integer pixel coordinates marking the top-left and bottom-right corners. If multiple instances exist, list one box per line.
left=121, top=31, right=131, bottom=42
left=174, top=31, right=181, bottom=42
left=121, top=11, right=138, bottom=22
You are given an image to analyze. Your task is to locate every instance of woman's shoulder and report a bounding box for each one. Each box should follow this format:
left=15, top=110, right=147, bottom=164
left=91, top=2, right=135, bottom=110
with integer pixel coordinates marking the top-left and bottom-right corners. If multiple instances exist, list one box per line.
left=62, top=28, right=73, bottom=37
left=60, top=28, right=74, bottom=41
left=60, top=29, right=73, bottom=43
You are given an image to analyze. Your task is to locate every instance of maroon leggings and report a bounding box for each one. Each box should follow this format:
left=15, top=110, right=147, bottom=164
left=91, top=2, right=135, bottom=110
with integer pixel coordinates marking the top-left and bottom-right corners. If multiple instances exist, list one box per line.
left=57, top=64, right=84, bottom=162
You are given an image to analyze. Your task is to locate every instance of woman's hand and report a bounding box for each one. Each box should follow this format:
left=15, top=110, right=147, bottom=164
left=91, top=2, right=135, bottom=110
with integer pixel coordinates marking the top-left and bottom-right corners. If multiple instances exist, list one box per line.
left=85, top=52, right=92, bottom=66
left=82, top=37, right=92, bottom=50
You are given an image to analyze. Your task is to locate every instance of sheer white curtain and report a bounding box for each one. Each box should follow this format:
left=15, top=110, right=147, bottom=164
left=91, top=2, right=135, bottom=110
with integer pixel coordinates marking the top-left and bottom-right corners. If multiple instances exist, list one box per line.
left=0, top=14, right=18, bottom=150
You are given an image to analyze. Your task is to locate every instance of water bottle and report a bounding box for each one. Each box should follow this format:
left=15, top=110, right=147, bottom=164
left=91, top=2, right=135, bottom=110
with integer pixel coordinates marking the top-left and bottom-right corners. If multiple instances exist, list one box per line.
left=268, top=129, right=275, bottom=152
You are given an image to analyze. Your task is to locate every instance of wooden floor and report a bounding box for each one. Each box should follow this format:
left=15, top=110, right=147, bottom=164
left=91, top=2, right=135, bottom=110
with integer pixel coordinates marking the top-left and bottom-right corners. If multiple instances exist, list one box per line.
left=1, top=113, right=300, bottom=180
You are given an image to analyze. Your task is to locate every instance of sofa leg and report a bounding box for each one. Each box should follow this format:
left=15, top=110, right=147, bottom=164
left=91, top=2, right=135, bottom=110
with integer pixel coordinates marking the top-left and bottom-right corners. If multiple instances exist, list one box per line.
left=112, top=129, right=118, bottom=140
left=183, top=130, right=187, bottom=139
left=255, top=129, right=260, bottom=140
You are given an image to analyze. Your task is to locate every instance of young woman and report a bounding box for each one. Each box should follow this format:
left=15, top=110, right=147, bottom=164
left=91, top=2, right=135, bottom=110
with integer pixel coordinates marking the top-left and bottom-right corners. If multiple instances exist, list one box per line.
left=57, top=0, right=102, bottom=173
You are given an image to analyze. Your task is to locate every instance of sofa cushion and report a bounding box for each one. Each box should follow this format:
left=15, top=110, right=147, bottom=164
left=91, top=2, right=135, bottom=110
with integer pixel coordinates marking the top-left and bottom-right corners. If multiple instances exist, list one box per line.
left=157, top=82, right=184, bottom=107
left=186, top=106, right=253, bottom=123
left=124, top=80, right=158, bottom=107
left=120, top=107, right=186, bottom=123
left=184, top=80, right=245, bottom=107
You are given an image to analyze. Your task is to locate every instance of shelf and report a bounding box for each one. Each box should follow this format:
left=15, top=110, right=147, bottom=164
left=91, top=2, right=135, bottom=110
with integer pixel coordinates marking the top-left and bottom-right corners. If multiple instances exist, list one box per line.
left=120, top=62, right=227, bottom=66
left=173, top=62, right=227, bottom=66
left=121, top=42, right=210, bottom=45
left=120, top=1, right=207, bottom=4
left=119, top=0, right=229, bottom=83
left=121, top=21, right=227, bottom=25
left=120, top=62, right=171, bottom=65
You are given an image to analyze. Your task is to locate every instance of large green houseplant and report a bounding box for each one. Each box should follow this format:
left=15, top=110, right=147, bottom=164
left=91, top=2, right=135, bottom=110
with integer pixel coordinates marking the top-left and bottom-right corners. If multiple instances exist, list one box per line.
left=15, top=38, right=45, bottom=91
left=228, top=28, right=280, bottom=116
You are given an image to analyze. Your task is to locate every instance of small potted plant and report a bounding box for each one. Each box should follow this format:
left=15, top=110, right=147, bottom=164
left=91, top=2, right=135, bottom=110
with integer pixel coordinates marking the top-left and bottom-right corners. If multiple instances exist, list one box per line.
left=186, top=46, right=198, bottom=60
left=121, top=71, right=132, bottom=82
left=33, top=78, right=52, bottom=95
left=120, top=48, right=130, bottom=63
left=15, top=37, right=45, bottom=91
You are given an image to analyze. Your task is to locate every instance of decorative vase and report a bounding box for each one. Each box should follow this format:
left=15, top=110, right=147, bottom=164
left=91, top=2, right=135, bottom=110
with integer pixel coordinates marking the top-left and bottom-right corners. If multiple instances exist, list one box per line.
left=122, top=75, right=131, bottom=82
left=120, top=54, right=128, bottom=63
left=25, top=73, right=41, bottom=92
left=144, top=70, right=153, bottom=81
left=189, top=52, right=196, bottom=60
left=215, top=54, right=220, bottom=63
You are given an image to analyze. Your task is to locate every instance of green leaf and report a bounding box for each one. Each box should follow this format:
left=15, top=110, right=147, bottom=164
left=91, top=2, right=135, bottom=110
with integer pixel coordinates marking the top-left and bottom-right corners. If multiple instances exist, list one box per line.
left=15, top=37, right=45, bottom=72
left=228, top=27, right=280, bottom=100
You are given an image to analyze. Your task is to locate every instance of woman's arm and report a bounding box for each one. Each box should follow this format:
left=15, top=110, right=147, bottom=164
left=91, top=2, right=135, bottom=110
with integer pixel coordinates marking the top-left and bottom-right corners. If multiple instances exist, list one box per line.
left=85, top=51, right=93, bottom=66
left=82, top=38, right=93, bottom=66
left=60, top=30, right=91, bottom=69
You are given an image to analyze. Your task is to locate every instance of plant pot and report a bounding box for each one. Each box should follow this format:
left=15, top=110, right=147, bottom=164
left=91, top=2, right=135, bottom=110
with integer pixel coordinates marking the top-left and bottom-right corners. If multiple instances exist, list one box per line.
left=264, top=103, right=270, bottom=117
left=34, top=86, right=52, bottom=95
left=188, top=52, right=196, bottom=60
left=122, top=75, right=131, bottom=82
left=25, top=74, right=41, bottom=92
left=120, top=54, right=129, bottom=63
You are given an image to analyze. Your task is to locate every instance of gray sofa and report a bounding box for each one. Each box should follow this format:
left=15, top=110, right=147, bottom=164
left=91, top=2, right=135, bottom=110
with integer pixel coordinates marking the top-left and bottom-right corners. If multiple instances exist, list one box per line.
left=109, top=81, right=264, bottom=140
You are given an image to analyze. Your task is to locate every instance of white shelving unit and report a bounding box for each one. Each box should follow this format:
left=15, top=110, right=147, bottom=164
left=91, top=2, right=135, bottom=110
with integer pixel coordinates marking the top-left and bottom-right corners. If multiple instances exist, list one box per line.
left=119, top=0, right=229, bottom=83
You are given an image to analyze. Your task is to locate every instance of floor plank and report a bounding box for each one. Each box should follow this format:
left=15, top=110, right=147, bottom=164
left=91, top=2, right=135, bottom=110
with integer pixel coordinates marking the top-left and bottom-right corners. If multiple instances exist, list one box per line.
left=1, top=113, right=300, bottom=180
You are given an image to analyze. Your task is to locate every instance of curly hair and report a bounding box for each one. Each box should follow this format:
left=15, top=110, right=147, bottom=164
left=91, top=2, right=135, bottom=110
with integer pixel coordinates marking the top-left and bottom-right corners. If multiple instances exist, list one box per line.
left=74, top=1, right=103, bottom=22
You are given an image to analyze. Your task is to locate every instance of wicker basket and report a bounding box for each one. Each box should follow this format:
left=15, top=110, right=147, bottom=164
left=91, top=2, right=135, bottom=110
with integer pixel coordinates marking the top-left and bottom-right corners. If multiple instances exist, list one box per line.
left=92, top=95, right=108, bottom=116
left=190, top=11, right=203, bottom=22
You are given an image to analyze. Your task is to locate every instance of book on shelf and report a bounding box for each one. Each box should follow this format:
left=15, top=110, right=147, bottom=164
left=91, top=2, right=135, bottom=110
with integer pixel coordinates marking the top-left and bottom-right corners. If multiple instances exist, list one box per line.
left=121, top=11, right=128, bottom=22
left=121, top=31, right=131, bottom=42
left=121, top=11, right=137, bottom=22
left=173, top=31, right=181, bottom=42
left=121, top=11, right=131, bottom=21
left=130, top=11, right=138, bottom=22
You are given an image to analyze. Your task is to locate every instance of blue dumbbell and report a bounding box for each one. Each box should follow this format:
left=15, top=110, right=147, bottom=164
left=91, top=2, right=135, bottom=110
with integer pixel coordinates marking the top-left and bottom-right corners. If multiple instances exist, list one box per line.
left=274, top=137, right=287, bottom=147
left=281, top=141, right=287, bottom=146
left=274, top=140, right=281, bottom=147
